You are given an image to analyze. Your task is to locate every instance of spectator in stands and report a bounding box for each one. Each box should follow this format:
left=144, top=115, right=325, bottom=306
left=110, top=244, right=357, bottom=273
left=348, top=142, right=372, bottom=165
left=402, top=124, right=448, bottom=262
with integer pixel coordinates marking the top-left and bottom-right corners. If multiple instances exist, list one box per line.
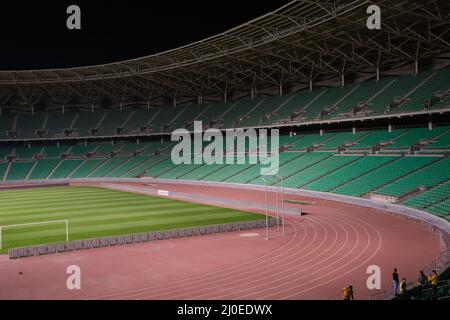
left=399, top=278, right=408, bottom=295
left=338, top=285, right=354, bottom=300
left=392, top=268, right=400, bottom=296
left=418, top=270, right=428, bottom=286
left=428, top=270, right=439, bottom=298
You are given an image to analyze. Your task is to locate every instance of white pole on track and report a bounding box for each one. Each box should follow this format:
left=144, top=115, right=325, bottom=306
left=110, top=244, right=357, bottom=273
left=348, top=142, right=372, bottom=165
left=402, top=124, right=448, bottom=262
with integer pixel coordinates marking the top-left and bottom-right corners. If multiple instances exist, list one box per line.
left=276, top=174, right=285, bottom=237
left=65, top=220, right=69, bottom=242
left=262, top=177, right=269, bottom=240
left=275, top=177, right=279, bottom=230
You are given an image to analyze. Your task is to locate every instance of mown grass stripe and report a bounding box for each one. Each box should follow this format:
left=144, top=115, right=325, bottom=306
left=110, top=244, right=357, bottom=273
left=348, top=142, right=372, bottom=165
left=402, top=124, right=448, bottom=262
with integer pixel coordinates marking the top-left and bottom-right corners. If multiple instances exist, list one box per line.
left=0, top=202, right=213, bottom=223
left=0, top=186, right=263, bottom=253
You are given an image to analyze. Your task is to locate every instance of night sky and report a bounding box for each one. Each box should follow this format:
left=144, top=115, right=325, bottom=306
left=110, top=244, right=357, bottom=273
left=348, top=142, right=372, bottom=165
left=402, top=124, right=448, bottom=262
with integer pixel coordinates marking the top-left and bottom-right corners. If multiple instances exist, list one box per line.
left=0, top=0, right=289, bottom=70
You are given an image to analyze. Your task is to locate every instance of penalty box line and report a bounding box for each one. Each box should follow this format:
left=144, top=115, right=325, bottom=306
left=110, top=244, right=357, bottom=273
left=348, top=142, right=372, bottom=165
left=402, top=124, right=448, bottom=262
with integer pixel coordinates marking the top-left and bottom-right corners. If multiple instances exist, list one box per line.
left=0, top=219, right=69, bottom=250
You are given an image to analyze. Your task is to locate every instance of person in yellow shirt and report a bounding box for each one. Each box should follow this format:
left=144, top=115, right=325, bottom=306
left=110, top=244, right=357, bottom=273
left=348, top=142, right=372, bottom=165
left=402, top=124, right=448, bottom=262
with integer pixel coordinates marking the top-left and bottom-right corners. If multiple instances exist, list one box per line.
left=428, top=270, right=439, bottom=299
left=428, top=270, right=439, bottom=286
left=338, top=285, right=354, bottom=300
left=399, top=278, right=408, bottom=295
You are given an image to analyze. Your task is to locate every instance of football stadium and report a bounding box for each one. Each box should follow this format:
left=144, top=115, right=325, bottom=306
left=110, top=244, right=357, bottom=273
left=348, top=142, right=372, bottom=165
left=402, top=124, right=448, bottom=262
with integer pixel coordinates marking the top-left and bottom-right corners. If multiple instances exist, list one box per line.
left=0, top=0, right=450, bottom=302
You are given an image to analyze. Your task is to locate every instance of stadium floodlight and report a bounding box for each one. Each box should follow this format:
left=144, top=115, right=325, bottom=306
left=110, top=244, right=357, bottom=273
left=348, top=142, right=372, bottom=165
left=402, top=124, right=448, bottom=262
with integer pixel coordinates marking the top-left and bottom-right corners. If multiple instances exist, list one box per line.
left=275, top=174, right=285, bottom=237
left=261, top=177, right=269, bottom=240
left=0, top=219, right=69, bottom=251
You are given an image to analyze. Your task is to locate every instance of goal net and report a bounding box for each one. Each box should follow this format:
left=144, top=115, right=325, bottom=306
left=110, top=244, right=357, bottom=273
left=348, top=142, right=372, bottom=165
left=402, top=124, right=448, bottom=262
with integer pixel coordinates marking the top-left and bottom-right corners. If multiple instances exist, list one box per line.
left=0, top=220, right=69, bottom=251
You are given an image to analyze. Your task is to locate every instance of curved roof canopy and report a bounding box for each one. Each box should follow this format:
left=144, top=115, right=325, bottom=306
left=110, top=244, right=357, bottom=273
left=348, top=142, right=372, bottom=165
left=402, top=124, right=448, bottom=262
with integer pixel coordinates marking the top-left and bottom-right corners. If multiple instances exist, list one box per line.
left=1, top=0, right=450, bottom=109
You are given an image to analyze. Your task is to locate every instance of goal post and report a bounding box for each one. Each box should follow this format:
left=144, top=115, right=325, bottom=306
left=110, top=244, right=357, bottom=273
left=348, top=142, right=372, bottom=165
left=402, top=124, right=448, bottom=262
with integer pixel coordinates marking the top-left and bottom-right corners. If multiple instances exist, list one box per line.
left=0, top=219, right=69, bottom=251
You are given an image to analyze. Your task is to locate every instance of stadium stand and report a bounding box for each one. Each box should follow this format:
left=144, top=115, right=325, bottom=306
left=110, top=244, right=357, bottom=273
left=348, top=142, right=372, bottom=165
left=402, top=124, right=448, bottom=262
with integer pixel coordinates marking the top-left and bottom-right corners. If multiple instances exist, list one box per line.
left=72, top=112, right=105, bottom=137
left=45, top=112, right=77, bottom=138
left=384, top=127, right=448, bottom=150
left=376, top=157, right=450, bottom=198
left=28, top=159, right=62, bottom=180
left=348, top=129, right=407, bottom=150
left=0, top=114, right=14, bottom=139
left=0, top=69, right=449, bottom=141
left=402, top=181, right=450, bottom=213
left=304, top=156, right=397, bottom=192
left=6, top=161, right=34, bottom=181
left=0, top=162, right=8, bottom=180
left=47, top=159, right=84, bottom=179
left=0, top=64, right=449, bottom=223
left=70, top=159, right=106, bottom=178
left=15, top=114, right=46, bottom=139
left=333, top=156, right=437, bottom=197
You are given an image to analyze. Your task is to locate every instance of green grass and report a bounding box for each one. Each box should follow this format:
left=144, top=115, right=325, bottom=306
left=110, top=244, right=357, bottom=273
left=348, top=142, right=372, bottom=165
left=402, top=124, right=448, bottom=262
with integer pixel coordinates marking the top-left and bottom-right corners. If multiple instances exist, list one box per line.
left=0, top=186, right=264, bottom=253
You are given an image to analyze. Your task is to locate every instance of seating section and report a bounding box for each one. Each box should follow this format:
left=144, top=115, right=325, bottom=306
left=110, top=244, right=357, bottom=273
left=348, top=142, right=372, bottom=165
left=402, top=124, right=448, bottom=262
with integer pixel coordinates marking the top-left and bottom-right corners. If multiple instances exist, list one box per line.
left=225, top=153, right=299, bottom=184
left=426, top=129, right=450, bottom=149
left=257, top=152, right=332, bottom=185
left=1, top=67, right=450, bottom=140
left=385, top=127, right=448, bottom=149
left=376, top=157, right=450, bottom=197
left=270, top=89, right=326, bottom=124
left=239, top=94, right=292, bottom=127
left=70, top=159, right=106, bottom=178
left=120, top=155, right=167, bottom=178
left=43, top=145, right=71, bottom=158
left=334, top=156, right=436, bottom=197
left=289, top=133, right=334, bottom=150
left=283, top=155, right=359, bottom=188
left=319, top=131, right=367, bottom=150
left=0, top=114, right=14, bottom=139
left=6, top=161, right=34, bottom=180
left=2, top=55, right=449, bottom=224
left=15, top=114, right=47, bottom=139
left=402, top=181, right=450, bottom=217
left=100, top=112, right=128, bottom=136
left=399, top=67, right=450, bottom=112
left=87, top=156, right=130, bottom=178
left=72, top=112, right=105, bottom=136
left=0, top=162, right=8, bottom=180
left=426, top=199, right=450, bottom=220
left=48, top=159, right=84, bottom=179
left=105, top=155, right=149, bottom=177
left=348, top=129, right=406, bottom=150
left=321, top=78, right=393, bottom=120
left=15, top=146, right=43, bottom=159
left=309, top=85, right=355, bottom=120
left=305, top=156, right=397, bottom=192
left=45, top=112, right=77, bottom=138
left=28, top=159, right=61, bottom=180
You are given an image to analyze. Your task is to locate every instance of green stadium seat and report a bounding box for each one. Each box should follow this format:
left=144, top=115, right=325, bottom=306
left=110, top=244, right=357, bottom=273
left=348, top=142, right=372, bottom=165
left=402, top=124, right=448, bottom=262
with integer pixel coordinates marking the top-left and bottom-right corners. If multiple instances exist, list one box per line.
left=334, top=156, right=436, bottom=197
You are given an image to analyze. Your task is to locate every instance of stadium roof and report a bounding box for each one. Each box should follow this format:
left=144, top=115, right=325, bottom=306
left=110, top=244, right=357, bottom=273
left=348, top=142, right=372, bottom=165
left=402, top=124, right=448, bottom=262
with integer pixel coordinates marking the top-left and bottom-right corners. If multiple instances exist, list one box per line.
left=1, top=0, right=450, bottom=109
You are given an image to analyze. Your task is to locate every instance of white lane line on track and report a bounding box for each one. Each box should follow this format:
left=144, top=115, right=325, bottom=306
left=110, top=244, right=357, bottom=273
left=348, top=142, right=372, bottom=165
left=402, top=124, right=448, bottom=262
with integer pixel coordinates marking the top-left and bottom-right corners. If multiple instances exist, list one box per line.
left=117, top=217, right=317, bottom=300
left=86, top=218, right=302, bottom=300
left=127, top=214, right=335, bottom=300
left=183, top=215, right=339, bottom=300
left=205, top=214, right=352, bottom=300
left=278, top=216, right=382, bottom=299
left=89, top=213, right=383, bottom=300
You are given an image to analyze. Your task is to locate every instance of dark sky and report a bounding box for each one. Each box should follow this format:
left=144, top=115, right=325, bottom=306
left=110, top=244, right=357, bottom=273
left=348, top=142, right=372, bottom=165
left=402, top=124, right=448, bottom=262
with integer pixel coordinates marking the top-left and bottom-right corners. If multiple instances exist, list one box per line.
left=0, top=0, right=289, bottom=70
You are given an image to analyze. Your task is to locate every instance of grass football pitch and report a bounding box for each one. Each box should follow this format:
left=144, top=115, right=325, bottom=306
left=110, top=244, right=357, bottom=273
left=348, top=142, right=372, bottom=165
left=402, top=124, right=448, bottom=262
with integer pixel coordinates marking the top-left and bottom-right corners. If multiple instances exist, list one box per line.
left=0, top=186, right=264, bottom=253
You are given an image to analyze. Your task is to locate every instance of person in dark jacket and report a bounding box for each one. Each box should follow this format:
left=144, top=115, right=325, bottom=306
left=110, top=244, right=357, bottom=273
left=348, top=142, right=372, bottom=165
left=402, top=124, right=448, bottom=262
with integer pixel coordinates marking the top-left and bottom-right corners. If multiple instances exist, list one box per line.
left=392, top=268, right=399, bottom=296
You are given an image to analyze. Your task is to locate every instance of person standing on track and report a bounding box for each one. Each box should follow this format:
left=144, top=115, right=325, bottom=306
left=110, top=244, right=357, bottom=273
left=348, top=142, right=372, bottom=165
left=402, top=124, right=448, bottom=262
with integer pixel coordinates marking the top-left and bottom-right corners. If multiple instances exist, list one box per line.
left=418, top=270, right=428, bottom=286
left=399, top=278, right=408, bottom=295
left=428, top=270, right=439, bottom=299
left=392, top=268, right=399, bottom=296
left=338, top=285, right=354, bottom=300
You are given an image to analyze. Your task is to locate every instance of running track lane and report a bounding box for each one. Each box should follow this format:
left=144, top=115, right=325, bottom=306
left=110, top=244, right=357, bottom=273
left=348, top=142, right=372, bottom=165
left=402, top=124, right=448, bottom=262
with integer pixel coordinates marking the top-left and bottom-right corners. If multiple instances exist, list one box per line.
left=0, top=182, right=443, bottom=300
left=86, top=212, right=382, bottom=300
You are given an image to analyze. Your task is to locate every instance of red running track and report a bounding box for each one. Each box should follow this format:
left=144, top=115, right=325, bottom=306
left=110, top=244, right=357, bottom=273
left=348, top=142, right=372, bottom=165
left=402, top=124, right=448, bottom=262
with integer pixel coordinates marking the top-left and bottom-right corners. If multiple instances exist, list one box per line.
left=0, top=181, right=446, bottom=300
